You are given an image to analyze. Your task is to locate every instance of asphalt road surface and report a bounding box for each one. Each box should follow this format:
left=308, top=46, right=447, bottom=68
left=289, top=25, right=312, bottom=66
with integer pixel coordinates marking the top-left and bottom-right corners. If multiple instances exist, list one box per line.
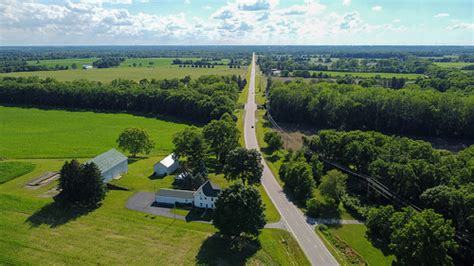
left=244, top=53, right=339, bottom=266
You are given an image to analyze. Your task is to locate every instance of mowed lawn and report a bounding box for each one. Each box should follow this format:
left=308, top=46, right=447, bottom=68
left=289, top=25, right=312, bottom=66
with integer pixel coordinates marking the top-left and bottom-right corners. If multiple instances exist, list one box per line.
left=434, top=62, right=474, bottom=69
left=0, top=106, right=192, bottom=159
left=2, top=63, right=247, bottom=83
left=0, top=157, right=308, bottom=265
left=328, top=225, right=395, bottom=265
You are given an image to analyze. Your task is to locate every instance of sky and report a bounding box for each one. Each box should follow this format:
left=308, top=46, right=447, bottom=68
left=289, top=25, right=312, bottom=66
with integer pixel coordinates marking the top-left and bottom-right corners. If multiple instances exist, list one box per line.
left=0, top=0, right=472, bottom=45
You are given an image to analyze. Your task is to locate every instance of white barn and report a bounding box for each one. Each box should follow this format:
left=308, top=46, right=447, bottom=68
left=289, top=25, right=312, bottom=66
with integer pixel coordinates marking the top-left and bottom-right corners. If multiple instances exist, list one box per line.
left=87, top=148, right=128, bottom=183
left=155, top=180, right=221, bottom=209
left=154, top=153, right=179, bottom=176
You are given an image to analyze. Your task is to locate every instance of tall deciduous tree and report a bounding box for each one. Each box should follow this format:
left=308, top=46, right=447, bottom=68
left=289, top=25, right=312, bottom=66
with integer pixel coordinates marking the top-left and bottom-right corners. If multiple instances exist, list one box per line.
left=264, top=131, right=283, bottom=152
left=203, top=114, right=240, bottom=163
left=173, top=126, right=208, bottom=171
left=319, top=170, right=348, bottom=205
left=279, top=157, right=315, bottom=202
left=117, top=128, right=154, bottom=157
left=55, top=160, right=107, bottom=207
left=213, top=183, right=266, bottom=239
left=223, top=148, right=263, bottom=185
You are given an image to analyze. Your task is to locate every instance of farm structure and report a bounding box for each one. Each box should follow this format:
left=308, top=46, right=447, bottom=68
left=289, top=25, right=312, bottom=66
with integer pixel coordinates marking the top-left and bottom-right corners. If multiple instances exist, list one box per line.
left=87, top=148, right=128, bottom=183
left=155, top=180, right=221, bottom=209
left=154, top=153, right=179, bottom=176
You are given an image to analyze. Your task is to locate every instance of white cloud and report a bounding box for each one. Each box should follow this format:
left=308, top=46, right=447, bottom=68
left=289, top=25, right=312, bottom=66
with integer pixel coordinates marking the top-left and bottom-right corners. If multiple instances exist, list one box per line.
left=393, top=19, right=400, bottom=23
left=184, top=0, right=191, bottom=4
left=342, top=0, right=351, bottom=6
left=236, top=0, right=278, bottom=11
left=434, top=13, right=449, bottom=18
left=447, top=23, right=474, bottom=30
left=371, top=5, right=382, bottom=12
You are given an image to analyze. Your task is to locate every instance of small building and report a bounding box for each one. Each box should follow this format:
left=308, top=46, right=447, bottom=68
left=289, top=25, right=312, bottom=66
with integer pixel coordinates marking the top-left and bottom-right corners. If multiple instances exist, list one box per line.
left=154, top=153, right=179, bottom=176
left=194, top=180, right=221, bottom=209
left=155, top=180, right=221, bottom=209
left=155, top=189, right=194, bottom=205
left=82, top=64, right=93, bottom=70
left=271, top=68, right=281, bottom=76
left=87, top=148, right=128, bottom=183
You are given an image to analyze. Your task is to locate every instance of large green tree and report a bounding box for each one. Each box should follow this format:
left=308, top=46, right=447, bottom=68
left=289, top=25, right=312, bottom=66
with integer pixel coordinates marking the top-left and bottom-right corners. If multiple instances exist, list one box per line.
left=224, top=148, right=263, bottom=185
left=173, top=126, right=208, bottom=171
left=318, top=170, right=348, bottom=205
left=213, top=183, right=266, bottom=239
left=264, top=131, right=283, bottom=152
left=390, top=208, right=458, bottom=266
left=117, top=128, right=154, bottom=157
left=55, top=160, right=107, bottom=207
left=203, top=114, right=240, bottom=163
left=279, top=157, right=315, bottom=202
left=366, top=205, right=395, bottom=244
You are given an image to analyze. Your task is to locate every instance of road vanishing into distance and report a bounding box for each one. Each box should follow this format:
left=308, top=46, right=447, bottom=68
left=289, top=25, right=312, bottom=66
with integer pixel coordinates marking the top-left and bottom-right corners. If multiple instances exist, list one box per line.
left=244, top=53, right=339, bottom=266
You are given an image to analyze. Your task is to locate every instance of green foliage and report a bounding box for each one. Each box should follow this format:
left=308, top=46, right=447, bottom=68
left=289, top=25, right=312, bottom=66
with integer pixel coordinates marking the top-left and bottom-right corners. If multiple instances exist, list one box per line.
left=172, top=126, right=208, bottom=171
left=55, top=160, right=107, bottom=207
left=263, top=131, right=283, bottom=152
left=306, top=197, right=338, bottom=218
left=389, top=208, right=458, bottom=266
left=0, top=162, right=35, bottom=184
left=223, top=148, right=263, bottom=185
left=213, top=183, right=266, bottom=238
left=366, top=205, right=395, bottom=244
left=318, top=170, right=347, bottom=205
left=279, top=156, right=315, bottom=202
left=203, top=114, right=240, bottom=163
left=117, top=128, right=154, bottom=157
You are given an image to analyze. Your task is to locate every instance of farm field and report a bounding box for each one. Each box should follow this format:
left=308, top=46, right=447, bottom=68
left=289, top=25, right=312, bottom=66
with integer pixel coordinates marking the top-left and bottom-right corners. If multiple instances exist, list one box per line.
left=0, top=106, right=193, bottom=159
left=434, top=62, right=474, bottom=68
left=308, top=70, right=423, bottom=79
left=323, top=225, right=396, bottom=265
left=27, top=58, right=97, bottom=68
left=0, top=157, right=308, bottom=265
left=0, top=162, right=35, bottom=184
left=0, top=65, right=247, bottom=83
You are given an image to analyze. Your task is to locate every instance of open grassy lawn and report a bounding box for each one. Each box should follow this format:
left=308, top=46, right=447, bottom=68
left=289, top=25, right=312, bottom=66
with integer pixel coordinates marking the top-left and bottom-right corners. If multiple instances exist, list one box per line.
left=0, top=157, right=308, bottom=265
left=0, top=65, right=247, bottom=83
left=325, top=225, right=395, bottom=266
left=434, top=62, right=474, bottom=69
left=0, top=162, right=36, bottom=184
left=27, top=58, right=97, bottom=68
left=0, top=106, right=193, bottom=159
left=307, top=70, right=422, bottom=79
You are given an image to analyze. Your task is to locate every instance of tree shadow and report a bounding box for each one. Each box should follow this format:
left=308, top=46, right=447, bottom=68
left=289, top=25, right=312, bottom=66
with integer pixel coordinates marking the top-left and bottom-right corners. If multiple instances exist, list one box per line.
left=26, top=202, right=97, bottom=228
left=185, top=208, right=213, bottom=222
left=128, top=156, right=147, bottom=165
left=196, top=234, right=261, bottom=265
left=147, top=173, right=166, bottom=180
left=366, top=232, right=393, bottom=256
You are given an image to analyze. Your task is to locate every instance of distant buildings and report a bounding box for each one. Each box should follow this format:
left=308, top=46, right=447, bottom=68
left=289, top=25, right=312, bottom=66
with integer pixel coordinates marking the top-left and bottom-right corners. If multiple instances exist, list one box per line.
left=155, top=180, right=221, bottom=209
left=271, top=68, right=281, bottom=76
left=82, top=64, right=93, bottom=70
left=87, top=148, right=128, bottom=183
left=154, top=153, right=179, bottom=176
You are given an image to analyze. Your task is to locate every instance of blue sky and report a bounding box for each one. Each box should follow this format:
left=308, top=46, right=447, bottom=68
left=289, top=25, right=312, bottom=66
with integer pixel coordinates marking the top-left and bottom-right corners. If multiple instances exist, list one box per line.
left=0, top=0, right=472, bottom=45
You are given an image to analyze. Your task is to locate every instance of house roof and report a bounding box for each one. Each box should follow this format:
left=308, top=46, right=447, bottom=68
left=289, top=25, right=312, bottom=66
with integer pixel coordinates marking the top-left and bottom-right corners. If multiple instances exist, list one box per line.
left=156, top=188, right=194, bottom=199
left=87, top=148, right=127, bottom=174
left=200, top=180, right=221, bottom=197
left=156, top=153, right=177, bottom=168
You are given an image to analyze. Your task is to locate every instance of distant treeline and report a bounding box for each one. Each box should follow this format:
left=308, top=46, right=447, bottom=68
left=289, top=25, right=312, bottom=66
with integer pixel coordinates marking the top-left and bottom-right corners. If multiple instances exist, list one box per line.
left=268, top=81, right=474, bottom=138
left=92, top=57, right=124, bottom=68
left=0, top=75, right=246, bottom=122
left=0, top=59, right=69, bottom=73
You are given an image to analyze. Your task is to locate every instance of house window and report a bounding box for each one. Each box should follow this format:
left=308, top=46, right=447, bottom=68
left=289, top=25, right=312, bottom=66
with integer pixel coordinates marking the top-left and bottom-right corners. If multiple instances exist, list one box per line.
left=200, top=203, right=202, bottom=207
left=204, top=197, right=207, bottom=200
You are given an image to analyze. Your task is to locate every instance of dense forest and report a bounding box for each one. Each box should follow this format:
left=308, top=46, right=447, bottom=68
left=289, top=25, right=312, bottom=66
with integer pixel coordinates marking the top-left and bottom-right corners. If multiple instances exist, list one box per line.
left=0, top=75, right=246, bottom=122
left=92, top=57, right=125, bottom=68
left=303, top=130, right=473, bottom=262
left=0, top=59, right=69, bottom=73
left=268, top=80, right=474, bottom=138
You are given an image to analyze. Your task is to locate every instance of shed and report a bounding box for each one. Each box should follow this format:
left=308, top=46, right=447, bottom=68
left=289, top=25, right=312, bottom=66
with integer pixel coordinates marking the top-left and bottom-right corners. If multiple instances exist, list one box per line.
left=154, top=153, right=179, bottom=176
left=87, top=148, right=128, bottom=183
left=155, top=189, right=194, bottom=205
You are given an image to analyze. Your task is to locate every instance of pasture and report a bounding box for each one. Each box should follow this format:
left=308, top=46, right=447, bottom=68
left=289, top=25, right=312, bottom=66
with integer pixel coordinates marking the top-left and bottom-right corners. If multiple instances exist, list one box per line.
left=434, top=62, right=474, bottom=69
left=0, top=65, right=247, bottom=83
left=0, top=106, right=192, bottom=159
left=0, top=157, right=308, bottom=265
left=0, top=162, right=35, bottom=184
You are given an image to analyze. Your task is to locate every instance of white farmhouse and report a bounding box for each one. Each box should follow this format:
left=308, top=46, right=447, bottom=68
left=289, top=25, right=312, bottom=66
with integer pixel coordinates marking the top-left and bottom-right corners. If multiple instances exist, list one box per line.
left=154, top=153, right=179, bottom=176
left=87, top=148, right=128, bottom=183
left=155, top=180, right=221, bottom=209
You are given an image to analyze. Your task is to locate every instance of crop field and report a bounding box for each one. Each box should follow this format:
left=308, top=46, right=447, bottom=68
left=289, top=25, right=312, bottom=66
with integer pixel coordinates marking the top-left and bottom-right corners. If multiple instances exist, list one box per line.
left=0, top=157, right=308, bottom=265
left=0, top=106, right=193, bottom=159
left=0, top=65, right=247, bottom=83
left=308, top=70, right=423, bottom=79
left=434, top=62, right=474, bottom=69
left=0, top=162, right=35, bottom=184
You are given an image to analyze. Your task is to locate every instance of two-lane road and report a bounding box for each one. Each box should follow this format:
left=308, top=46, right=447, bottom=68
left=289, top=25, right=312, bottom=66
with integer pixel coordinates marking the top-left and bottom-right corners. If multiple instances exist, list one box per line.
left=244, top=53, right=338, bottom=266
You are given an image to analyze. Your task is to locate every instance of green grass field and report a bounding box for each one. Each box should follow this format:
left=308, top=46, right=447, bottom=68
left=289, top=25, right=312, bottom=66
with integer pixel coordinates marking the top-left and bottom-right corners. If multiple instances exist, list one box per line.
left=434, top=62, right=474, bottom=69
left=0, top=65, right=247, bottom=83
left=0, top=106, right=193, bottom=159
left=325, top=225, right=395, bottom=265
left=27, top=58, right=97, bottom=68
left=0, top=162, right=35, bottom=184
left=308, top=70, right=422, bottom=79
